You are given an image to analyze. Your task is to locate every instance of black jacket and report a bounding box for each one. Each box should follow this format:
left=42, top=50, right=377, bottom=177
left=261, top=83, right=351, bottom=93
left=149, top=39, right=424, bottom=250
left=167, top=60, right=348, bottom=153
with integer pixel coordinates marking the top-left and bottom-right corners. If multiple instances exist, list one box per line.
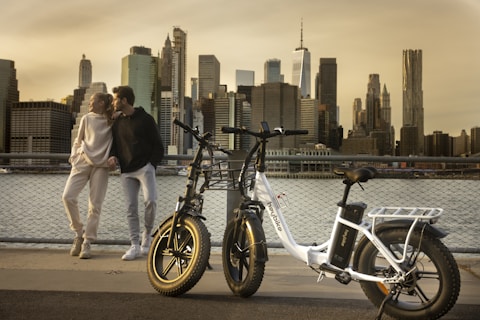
left=110, top=107, right=164, bottom=173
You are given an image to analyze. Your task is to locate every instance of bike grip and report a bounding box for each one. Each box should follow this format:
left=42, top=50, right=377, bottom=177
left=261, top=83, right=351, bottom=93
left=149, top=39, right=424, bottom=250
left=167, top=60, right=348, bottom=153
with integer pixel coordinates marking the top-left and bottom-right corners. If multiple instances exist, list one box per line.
left=221, top=126, right=241, bottom=134
left=173, top=118, right=189, bottom=131
left=284, top=129, right=309, bottom=135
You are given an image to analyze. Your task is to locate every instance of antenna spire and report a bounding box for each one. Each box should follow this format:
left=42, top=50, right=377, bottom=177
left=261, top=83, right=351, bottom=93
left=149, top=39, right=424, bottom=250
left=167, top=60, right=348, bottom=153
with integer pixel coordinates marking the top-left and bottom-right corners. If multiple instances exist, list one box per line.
left=300, top=18, right=303, bottom=49
left=295, top=18, right=307, bottom=51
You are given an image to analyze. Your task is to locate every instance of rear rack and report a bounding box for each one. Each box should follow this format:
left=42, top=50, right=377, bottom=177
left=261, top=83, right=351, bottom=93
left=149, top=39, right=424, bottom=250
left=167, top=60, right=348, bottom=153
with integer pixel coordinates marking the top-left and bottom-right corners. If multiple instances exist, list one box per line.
left=367, top=207, right=443, bottom=221
left=202, top=160, right=255, bottom=191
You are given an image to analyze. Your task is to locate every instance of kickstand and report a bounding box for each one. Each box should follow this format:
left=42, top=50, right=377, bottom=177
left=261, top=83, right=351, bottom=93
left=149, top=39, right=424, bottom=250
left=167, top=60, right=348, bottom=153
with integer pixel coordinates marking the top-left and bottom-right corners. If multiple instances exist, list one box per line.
left=375, top=290, right=394, bottom=320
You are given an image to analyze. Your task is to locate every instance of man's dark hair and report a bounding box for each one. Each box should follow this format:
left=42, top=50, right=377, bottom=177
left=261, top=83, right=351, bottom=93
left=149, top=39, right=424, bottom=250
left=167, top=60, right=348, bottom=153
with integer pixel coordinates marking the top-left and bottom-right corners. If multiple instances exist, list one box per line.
left=113, top=86, right=135, bottom=106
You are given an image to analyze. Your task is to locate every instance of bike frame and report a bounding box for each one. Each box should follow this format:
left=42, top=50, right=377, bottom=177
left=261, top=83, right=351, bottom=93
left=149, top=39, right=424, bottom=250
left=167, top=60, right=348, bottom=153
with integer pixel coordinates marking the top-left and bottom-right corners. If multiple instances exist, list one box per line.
left=162, top=119, right=224, bottom=248
left=250, top=166, right=444, bottom=285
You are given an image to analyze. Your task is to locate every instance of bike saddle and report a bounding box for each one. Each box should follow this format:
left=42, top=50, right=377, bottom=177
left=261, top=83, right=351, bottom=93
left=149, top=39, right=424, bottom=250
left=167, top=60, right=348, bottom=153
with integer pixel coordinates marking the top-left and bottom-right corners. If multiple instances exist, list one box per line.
left=333, top=167, right=377, bottom=183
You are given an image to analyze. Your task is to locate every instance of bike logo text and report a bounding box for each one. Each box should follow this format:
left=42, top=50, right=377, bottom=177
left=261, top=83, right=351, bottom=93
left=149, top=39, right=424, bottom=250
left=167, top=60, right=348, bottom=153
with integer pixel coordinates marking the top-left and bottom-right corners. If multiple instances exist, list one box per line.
left=267, top=202, right=282, bottom=231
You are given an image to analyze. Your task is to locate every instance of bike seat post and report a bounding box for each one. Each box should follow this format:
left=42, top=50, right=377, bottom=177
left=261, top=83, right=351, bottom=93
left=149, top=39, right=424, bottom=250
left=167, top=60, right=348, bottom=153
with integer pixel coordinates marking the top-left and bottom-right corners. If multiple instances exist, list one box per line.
left=338, top=180, right=353, bottom=207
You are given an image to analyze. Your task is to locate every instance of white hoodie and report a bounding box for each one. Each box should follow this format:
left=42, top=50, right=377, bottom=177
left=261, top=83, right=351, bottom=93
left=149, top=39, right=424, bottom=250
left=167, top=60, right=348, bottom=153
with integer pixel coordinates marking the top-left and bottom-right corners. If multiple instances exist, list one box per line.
left=70, top=112, right=112, bottom=167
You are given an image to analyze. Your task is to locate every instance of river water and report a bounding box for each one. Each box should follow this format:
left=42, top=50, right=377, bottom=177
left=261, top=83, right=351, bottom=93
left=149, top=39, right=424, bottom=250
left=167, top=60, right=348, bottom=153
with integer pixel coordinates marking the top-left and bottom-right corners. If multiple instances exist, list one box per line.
left=0, top=173, right=478, bottom=251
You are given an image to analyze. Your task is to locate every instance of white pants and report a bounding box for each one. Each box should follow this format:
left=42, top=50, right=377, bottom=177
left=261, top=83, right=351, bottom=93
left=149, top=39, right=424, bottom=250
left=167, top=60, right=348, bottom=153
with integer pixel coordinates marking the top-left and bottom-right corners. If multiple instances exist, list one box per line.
left=62, top=154, right=109, bottom=242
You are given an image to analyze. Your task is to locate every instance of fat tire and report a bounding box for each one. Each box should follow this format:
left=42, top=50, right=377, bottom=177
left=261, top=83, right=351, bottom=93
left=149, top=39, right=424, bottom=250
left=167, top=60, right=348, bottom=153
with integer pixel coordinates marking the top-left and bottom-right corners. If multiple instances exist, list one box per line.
left=222, top=219, right=265, bottom=297
left=147, top=215, right=210, bottom=296
left=356, top=228, right=460, bottom=320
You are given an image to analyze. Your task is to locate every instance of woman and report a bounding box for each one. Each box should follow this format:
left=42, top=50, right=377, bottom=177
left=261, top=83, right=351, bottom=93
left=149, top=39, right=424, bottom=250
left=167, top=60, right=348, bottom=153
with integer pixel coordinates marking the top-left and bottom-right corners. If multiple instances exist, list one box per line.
left=62, top=92, right=114, bottom=259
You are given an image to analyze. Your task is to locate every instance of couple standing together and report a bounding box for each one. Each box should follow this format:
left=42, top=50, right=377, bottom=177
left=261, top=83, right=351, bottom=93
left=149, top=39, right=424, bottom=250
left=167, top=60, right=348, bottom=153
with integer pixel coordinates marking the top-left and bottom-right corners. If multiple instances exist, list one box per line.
left=62, top=86, right=164, bottom=260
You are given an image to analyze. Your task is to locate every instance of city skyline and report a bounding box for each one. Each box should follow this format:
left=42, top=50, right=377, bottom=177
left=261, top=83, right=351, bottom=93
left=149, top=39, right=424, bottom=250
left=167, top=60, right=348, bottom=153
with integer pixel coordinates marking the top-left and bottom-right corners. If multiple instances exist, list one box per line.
left=2, top=0, right=479, bottom=138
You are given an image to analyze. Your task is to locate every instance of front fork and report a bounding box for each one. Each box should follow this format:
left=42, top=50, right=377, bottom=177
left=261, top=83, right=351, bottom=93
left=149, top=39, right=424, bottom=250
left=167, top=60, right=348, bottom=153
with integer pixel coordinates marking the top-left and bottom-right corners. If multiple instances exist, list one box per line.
left=230, top=202, right=268, bottom=263
left=158, top=194, right=205, bottom=250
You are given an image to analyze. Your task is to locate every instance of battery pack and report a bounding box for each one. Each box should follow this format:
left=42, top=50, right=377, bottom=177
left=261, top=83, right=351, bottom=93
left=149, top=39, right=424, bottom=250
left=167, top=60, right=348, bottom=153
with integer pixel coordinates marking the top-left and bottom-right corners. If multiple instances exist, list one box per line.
left=331, top=202, right=367, bottom=269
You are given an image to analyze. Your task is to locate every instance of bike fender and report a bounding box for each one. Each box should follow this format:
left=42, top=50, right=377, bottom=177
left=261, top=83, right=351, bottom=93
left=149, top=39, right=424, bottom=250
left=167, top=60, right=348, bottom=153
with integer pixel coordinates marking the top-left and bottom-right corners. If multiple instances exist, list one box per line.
left=151, top=215, right=173, bottom=236
left=151, top=212, right=207, bottom=237
left=373, top=219, right=448, bottom=239
left=244, top=212, right=269, bottom=263
left=352, top=220, right=447, bottom=270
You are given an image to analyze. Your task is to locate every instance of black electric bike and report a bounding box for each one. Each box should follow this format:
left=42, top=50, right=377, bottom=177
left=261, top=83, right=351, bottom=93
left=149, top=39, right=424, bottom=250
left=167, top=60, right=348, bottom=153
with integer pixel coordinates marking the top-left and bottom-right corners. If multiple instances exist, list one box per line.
left=147, top=119, right=231, bottom=296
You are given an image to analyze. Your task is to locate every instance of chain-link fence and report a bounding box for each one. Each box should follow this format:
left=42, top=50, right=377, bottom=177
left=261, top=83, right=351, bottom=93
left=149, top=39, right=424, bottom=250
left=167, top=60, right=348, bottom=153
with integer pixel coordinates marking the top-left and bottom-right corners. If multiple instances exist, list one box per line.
left=1, top=153, right=479, bottom=254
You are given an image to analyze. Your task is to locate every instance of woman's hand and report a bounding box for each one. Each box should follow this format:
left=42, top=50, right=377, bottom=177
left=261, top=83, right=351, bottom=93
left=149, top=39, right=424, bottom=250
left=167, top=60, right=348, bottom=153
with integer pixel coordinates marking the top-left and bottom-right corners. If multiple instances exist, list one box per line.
left=107, top=156, right=117, bottom=171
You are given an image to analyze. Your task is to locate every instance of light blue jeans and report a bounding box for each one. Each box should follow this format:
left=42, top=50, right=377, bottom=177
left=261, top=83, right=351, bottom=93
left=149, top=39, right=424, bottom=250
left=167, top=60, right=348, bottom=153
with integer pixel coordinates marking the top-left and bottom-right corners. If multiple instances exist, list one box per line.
left=120, top=163, right=157, bottom=245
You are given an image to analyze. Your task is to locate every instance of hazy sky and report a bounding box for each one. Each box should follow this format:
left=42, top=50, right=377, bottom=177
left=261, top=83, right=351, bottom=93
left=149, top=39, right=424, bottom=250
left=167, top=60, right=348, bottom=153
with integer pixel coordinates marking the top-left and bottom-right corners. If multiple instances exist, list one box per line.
left=2, top=0, right=479, bottom=137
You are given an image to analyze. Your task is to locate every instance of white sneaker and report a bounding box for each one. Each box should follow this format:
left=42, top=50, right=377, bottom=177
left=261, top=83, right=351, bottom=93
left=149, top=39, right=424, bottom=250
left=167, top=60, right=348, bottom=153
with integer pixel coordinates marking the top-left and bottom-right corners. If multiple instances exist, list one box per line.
left=70, top=237, right=82, bottom=256
left=79, top=242, right=91, bottom=259
left=141, top=231, right=152, bottom=255
left=122, top=245, right=141, bottom=261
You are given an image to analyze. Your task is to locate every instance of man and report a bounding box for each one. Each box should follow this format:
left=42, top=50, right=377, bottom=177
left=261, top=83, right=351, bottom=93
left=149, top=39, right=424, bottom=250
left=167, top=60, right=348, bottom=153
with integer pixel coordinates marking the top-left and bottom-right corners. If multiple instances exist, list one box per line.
left=107, top=86, right=164, bottom=260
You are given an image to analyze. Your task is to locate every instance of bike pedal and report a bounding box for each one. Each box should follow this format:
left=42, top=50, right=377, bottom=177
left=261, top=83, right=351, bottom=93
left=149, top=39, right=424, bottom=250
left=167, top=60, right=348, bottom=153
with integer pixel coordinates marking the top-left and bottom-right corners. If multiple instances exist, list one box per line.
left=335, top=272, right=352, bottom=285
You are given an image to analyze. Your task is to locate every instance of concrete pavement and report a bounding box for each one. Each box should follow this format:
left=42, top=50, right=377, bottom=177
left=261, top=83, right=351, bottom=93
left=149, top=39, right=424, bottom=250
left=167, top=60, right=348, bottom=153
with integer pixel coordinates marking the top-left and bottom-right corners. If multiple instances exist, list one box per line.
left=0, top=245, right=479, bottom=319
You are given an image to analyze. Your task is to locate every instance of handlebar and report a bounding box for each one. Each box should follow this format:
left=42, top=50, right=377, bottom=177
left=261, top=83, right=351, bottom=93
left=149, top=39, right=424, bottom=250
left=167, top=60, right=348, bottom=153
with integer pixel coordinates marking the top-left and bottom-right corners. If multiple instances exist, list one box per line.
left=173, top=118, right=231, bottom=155
left=221, top=122, right=308, bottom=196
left=221, top=124, right=308, bottom=139
left=173, top=118, right=191, bottom=132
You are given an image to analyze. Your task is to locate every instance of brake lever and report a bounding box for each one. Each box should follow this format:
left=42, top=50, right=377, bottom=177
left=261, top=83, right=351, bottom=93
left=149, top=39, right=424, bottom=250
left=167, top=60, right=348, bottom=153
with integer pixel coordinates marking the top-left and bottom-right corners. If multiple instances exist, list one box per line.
left=217, top=147, right=232, bottom=155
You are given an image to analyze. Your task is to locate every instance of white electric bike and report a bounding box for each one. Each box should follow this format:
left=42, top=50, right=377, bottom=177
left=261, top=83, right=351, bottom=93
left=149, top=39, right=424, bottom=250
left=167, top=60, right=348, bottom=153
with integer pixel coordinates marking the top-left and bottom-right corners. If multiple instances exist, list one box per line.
left=221, top=122, right=460, bottom=320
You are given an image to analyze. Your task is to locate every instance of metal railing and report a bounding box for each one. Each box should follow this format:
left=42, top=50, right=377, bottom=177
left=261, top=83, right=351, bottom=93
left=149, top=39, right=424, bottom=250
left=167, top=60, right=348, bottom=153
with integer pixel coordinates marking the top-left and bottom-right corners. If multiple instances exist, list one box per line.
left=1, top=153, right=479, bottom=254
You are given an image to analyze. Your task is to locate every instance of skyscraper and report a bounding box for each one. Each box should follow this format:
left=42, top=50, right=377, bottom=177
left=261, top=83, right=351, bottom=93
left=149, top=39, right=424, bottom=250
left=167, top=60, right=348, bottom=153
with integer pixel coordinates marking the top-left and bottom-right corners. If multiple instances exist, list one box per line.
left=381, top=84, right=395, bottom=155
left=299, top=98, right=319, bottom=145
left=73, top=55, right=92, bottom=115
left=78, top=54, right=92, bottom=89
left=424, top=131, right=451, bottom=157
left=10, top=101, right=71, bottom=164
left=235, top=70, right=254, bottom=88
left=344, top=75, right=392, bottom=155
left=213, top=92, right=245, bottom=150
left=381, top=84, right=391, bottom=128
left=121, top=46, right=157, bottom=117
left=190, top=77, right=198, bottom=105
left=172, top=27, right=187, bottom=112
left=198, top=55, right=220, bottom=99
left=402, top=49, right=424, bottom=155
left=159, top=35, right=174, bottom=152
left=251, top=82, right=300, bottom=149
left=292, top=21, right=311, bottom=98
left=316, top=58, right=337, bottom=120
left=264, top=59, right=283, bottom=83
left=453, top=129, right=469, bottom=156
left=352, top=98, right=364, bottom=134
left=366, top=74, right=381, bottom=135
left=316, top=58, right=338, bottom=148
left=157, top=28, right=188, bottom=155
left=0, top=59, right=19, bottom=155
left=159, top=35, right=173, bottom=91
left=471, top=127, right=480, bottom=155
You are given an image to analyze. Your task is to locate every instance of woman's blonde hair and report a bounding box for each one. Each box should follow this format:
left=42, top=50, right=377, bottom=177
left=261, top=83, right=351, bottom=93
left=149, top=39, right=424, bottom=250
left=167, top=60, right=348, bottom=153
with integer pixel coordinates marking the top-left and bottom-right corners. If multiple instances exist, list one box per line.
left=95, top=92, right=114, bottom=125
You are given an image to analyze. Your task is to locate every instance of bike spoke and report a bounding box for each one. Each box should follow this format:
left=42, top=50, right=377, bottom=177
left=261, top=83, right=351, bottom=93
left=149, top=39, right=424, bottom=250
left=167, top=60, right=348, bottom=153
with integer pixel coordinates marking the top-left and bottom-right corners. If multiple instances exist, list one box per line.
left=240, top=253, right=250, bottom=271
left=416, top=270, right=440, bottom=280
left=413, top=284, right=430, bottom=303
left=175, top=230, right=193, bottom=253
left=238, top=260, right=244, bottom=279
left=175, top=256, right=184, bottom=275
left=162, top=255, right=178, bottom=277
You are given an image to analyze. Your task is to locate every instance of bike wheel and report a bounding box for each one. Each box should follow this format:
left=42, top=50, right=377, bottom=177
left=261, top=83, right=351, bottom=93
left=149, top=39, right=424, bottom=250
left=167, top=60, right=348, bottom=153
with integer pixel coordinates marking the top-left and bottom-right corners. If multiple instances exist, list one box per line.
left=222, top=219, right=265, bottom=297
left=356, top=228, right=460, bottom=320
left=147, top=215, right=210, bottom=296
